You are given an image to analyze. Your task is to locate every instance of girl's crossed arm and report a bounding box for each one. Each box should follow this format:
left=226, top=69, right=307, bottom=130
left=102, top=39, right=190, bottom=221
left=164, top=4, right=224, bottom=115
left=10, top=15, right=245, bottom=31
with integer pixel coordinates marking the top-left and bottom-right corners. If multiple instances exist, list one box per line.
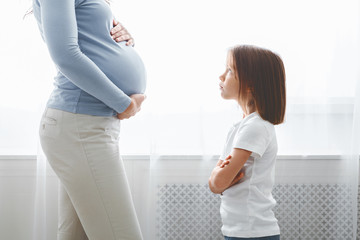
left=208, top=148, right=251, bottom=194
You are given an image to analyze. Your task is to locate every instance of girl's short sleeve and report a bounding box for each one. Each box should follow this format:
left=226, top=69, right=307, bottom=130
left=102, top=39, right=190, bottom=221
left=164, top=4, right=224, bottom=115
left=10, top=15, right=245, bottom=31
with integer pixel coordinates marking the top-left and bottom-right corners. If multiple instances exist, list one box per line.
left=233, top=121, right=270, bottom=158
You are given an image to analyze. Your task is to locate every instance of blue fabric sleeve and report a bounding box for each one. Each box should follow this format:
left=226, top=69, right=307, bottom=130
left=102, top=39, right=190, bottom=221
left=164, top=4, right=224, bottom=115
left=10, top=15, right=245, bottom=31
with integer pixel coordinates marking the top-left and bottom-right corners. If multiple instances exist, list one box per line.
left=39, top=0, right=131, bottom=113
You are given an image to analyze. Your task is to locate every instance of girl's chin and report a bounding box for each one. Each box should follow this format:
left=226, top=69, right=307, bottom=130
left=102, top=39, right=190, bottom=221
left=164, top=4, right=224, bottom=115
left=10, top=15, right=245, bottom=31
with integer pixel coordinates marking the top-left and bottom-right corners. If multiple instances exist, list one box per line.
left=220, top=92, right=229, bottom=100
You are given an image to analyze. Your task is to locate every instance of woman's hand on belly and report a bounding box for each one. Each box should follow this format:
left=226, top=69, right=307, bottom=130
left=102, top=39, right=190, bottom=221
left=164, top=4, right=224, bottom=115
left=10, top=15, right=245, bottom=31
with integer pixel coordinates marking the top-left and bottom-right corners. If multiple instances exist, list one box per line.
left=117, top=94, right=146, bottom=120
left=111, top=20, right=134, bottom=46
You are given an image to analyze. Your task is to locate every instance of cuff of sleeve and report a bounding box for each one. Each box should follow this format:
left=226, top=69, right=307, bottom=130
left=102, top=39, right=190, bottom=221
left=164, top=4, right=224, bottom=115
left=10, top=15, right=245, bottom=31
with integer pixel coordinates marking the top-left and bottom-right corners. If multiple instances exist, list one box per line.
left=114, top=96, right=132, bottom=113
left=234, top=142, right=264, bottom=158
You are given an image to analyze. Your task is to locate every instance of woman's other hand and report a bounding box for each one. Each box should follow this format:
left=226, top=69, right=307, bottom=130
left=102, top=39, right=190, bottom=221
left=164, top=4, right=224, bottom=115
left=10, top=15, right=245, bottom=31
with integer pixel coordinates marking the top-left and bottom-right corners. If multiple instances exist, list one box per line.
left=110, top=19, right=134, bottom=46
left=117, top=94, right=146, bottom=120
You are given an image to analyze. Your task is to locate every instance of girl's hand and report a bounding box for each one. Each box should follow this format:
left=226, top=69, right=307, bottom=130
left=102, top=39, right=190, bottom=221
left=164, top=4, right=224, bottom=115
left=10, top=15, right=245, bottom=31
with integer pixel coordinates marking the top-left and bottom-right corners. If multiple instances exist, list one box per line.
left=110, top=19, right=134, bottom=46
left=228, top=170, right=244, bottom=187
left=210, top=149, right=250, bottom=194
left=220, top=155, right=245, bottom=188
left=219, top=155, right=231, bottom=168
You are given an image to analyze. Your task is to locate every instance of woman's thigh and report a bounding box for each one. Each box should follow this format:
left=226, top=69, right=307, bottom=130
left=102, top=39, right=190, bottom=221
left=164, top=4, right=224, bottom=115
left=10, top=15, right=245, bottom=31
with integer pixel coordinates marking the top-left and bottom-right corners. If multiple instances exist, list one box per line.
left=39, top=108, right=143, bottom=240
left=58, top=183, right=88, bottom=240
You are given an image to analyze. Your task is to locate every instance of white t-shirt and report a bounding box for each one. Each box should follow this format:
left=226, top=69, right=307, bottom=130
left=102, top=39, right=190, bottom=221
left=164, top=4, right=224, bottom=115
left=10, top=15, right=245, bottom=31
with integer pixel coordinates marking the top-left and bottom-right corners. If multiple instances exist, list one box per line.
left=219, top=112, right=280, bottom=238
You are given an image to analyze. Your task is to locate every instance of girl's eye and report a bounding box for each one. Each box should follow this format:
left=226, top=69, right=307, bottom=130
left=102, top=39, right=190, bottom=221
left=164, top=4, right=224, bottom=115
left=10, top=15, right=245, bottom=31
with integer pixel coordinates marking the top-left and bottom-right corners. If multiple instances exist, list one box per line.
left=228, top=68, right=232, bottom=73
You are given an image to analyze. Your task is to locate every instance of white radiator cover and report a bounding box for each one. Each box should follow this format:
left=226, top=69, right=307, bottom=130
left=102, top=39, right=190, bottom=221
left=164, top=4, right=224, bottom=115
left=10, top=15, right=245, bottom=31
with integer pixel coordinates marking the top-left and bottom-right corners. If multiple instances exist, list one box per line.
left=156, top=183, right=354, bottom=240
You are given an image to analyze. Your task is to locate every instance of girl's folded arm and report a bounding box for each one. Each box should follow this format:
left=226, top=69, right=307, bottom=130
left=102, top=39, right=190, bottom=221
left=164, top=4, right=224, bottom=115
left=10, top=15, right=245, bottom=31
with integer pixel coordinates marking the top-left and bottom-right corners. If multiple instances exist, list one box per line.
left=208, top=148, right=251, bottom=194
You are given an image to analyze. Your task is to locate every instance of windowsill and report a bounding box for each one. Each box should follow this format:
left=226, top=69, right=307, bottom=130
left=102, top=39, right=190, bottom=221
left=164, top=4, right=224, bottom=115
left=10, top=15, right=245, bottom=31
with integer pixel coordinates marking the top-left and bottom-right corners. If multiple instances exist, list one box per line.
left=0, top=155, right=358, bottom=161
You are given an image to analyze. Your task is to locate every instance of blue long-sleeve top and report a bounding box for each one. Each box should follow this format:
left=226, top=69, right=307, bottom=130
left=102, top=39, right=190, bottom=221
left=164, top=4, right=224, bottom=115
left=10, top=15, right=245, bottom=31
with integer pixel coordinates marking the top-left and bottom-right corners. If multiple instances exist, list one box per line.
left=33, top=0, right=146, bottom=116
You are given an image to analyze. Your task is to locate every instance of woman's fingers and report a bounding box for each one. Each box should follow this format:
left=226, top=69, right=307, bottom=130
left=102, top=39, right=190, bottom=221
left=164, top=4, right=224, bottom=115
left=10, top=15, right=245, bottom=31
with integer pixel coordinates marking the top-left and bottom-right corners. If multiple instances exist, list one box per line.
left=126, top=39, right=134, bottom=46
left=110, top=19, right=134, bottom=45
left=112, top=31, right=129, bottom=40
left=111, top=20, right=121, bottom=34
left=117, top=94, right=146, bottom=120
left=132, top=94, right=146, bottom=108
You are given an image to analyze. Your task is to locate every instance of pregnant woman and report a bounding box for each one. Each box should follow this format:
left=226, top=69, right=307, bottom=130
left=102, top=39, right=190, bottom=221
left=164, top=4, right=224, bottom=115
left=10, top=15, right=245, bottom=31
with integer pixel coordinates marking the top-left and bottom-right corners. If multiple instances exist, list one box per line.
left=33, top=0, right=146, bottom=239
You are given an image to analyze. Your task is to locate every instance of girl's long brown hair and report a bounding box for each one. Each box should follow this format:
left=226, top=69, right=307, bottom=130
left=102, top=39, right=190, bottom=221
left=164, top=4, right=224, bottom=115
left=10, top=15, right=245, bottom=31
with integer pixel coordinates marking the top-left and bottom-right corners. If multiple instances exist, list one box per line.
left=231, top=45, right=286, bottom=125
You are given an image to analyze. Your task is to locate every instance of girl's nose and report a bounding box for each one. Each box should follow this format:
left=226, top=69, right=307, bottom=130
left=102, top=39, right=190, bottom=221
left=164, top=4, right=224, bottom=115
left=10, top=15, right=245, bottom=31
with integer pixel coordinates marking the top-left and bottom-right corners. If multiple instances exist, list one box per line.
left=219, top=74, right=225, bottom=82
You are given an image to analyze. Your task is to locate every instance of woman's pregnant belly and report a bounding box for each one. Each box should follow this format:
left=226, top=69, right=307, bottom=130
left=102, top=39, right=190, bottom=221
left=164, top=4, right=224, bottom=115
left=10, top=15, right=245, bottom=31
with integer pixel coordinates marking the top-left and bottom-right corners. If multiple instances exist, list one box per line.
left=79, top=38, right=147, bottom=96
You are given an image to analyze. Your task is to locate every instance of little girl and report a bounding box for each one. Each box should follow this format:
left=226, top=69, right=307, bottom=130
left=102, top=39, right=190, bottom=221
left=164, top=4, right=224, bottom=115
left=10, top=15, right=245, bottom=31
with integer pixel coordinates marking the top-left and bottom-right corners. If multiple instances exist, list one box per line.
left=208, top=45, right=286, bottom=240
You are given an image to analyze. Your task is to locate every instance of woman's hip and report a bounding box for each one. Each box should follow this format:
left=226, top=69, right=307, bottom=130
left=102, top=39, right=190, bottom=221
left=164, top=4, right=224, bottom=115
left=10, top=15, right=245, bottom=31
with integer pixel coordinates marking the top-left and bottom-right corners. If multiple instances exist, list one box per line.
left=39, top=108, right=121, bottom=175
left=39, top=107, right=120, bottom=143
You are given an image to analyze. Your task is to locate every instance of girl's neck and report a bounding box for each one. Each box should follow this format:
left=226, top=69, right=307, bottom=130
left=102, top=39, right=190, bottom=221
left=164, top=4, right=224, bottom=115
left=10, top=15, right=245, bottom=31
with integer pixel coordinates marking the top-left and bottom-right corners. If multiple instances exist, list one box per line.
left=239, top=102, right=256, bottom=117
left=243, top=109, right=256, bottom=117
left=238, top=94, right=256, bottom=117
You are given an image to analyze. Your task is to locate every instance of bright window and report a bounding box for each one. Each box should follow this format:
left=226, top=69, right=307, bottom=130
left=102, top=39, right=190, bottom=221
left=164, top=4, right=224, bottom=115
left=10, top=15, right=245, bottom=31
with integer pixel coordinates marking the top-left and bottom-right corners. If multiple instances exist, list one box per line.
left=0, top=0, right=358, bottom=155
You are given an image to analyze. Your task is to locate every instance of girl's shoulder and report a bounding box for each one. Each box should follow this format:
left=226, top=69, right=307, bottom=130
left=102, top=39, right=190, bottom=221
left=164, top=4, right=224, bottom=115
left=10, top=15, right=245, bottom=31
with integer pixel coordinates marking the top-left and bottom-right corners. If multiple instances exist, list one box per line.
left=237, top=112, right=275, bottom=137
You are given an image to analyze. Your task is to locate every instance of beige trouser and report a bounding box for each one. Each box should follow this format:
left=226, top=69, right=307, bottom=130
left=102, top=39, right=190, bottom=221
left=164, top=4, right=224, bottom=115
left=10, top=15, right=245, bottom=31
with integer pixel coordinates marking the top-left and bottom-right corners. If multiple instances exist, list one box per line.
left=39, top=108, right=143, bottom=240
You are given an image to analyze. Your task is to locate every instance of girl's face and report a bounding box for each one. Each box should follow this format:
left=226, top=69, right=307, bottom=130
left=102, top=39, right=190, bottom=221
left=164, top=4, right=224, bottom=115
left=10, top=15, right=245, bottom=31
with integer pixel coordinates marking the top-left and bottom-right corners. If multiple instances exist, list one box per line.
left=219, top=53, right=240, bottom=101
